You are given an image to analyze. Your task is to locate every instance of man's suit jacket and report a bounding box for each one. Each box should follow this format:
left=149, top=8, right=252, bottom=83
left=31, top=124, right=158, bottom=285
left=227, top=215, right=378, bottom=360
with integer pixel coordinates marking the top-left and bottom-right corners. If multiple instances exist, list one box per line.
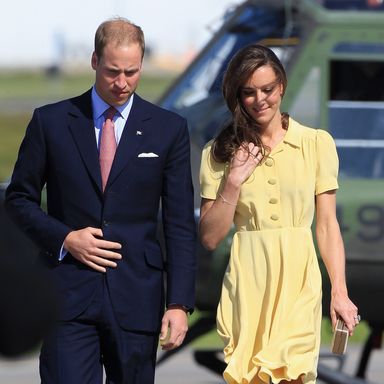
left=5, top=90, right=196, bottom=332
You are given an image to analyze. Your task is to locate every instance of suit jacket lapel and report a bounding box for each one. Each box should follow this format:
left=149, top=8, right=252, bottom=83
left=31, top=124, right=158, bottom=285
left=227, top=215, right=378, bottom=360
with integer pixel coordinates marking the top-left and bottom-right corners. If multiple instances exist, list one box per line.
left=106, top=95, right=150, bottom=189
left=68, top=90, right=103, bottom=193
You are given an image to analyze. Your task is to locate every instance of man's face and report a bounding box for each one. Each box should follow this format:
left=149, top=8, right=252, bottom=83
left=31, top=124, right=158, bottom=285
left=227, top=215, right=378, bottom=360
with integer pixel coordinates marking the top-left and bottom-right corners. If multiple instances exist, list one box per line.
left=91, top=42, right=142, bottom=106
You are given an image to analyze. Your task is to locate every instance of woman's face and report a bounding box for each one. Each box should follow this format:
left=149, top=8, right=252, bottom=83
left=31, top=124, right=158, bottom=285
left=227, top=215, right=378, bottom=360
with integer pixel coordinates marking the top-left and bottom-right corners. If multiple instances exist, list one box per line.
left=240, top=65, right=283, bottom=128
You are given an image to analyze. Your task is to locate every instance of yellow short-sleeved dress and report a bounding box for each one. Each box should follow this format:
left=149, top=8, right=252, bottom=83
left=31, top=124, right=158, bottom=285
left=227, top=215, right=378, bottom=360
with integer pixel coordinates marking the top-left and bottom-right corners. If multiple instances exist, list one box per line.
left=199, top=119, right=339, bottom=384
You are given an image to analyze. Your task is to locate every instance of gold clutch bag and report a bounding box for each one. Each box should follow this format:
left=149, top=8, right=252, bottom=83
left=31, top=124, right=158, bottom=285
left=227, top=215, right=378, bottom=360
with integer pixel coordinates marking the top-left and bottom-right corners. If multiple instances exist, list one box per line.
left=331, top=318, right=349, bottom=355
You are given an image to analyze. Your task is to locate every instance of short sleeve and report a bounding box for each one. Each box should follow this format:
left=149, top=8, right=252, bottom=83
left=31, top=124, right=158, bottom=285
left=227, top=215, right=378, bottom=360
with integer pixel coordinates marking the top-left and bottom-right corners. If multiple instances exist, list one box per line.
left=315, top=129, right=339, bottom=195
left=199, top=141, right=226, bottom=200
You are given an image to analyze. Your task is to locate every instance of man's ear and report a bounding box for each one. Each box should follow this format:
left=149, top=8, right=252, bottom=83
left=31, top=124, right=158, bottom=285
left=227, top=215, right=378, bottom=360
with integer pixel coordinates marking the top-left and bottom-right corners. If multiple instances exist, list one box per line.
left=91, top=52, right=98, bottom=70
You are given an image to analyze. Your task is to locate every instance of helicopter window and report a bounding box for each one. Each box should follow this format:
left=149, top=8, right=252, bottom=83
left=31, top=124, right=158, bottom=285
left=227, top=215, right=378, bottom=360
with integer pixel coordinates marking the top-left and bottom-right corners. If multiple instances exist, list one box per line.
left=328, top=100, right=384, bottom=179
left=330, top=60, right=384, bottom=102
left=173, top=35, right=237, bottom=109
left=321, top=0, right=384, bottom=10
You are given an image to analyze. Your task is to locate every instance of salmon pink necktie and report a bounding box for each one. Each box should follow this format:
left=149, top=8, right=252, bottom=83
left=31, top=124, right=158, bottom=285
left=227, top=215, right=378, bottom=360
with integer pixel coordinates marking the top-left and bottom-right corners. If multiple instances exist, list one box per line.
left=99, top=106, right=117, bottom=192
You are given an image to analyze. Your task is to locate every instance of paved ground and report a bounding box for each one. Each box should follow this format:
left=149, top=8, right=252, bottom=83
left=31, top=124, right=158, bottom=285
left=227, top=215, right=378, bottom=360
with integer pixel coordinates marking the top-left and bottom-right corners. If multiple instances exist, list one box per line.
left=0, top=345, right=383, bottom=383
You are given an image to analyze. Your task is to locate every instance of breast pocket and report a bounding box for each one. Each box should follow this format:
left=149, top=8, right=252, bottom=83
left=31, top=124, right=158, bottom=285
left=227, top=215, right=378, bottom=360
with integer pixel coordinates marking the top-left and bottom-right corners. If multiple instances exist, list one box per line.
left=134, top=157, right=161, bottom=167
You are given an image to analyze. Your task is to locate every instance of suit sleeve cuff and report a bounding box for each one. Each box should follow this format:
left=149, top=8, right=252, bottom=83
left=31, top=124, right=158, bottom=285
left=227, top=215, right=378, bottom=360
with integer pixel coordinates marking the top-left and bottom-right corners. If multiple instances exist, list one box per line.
left=167, top=304, right=189, bottom=313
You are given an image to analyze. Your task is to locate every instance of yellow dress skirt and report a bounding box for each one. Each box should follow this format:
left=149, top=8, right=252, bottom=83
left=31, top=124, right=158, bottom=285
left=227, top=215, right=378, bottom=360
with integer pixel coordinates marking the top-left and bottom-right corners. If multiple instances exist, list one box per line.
left=199, top=119, right=340, bottom=384
left=217, top=228, right=321, bottom=384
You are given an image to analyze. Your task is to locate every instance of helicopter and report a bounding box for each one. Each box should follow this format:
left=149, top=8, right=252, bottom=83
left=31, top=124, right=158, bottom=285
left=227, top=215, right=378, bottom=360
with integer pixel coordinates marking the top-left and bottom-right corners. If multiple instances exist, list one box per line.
left=155, top=0, right=384, bottom=383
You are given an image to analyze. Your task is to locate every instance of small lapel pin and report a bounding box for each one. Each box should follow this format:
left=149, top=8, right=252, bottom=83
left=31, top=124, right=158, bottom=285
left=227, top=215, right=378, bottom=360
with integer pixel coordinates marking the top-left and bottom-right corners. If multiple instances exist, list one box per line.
left=136, top=130, right=143, bottom=135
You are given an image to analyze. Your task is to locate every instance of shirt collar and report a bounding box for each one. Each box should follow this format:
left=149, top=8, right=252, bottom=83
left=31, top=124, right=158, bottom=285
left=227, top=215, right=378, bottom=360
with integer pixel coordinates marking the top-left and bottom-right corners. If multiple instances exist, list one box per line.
left=282, top=117, right=302, bottom=149
left=91, top=86, right=134, bottom=121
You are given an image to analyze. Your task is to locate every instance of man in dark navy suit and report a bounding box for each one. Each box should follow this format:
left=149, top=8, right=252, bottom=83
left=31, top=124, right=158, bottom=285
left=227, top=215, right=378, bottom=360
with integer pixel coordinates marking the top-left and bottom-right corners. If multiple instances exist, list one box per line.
left=5, top=17, right=196, bottom=384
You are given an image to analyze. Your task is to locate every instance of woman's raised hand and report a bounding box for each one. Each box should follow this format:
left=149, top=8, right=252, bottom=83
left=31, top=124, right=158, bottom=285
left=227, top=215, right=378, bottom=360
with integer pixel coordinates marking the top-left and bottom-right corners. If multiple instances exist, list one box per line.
left=229, top=142, right=263, bottom=185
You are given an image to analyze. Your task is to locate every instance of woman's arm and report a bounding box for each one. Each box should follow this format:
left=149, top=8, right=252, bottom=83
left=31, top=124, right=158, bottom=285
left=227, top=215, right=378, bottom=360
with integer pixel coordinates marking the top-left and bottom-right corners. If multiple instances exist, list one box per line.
left=199, top=143, right=262, bottom=250
left=199, top=178, right=240, bottom=250
left=315, top=190, right=359, bottom=334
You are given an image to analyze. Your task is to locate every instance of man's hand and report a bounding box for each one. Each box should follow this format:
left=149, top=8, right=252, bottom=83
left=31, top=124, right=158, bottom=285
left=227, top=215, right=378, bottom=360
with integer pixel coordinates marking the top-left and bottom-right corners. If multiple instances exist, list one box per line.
left=159, top=306, right=188, bottom=351
left=63, top=227, right=122, bottom=273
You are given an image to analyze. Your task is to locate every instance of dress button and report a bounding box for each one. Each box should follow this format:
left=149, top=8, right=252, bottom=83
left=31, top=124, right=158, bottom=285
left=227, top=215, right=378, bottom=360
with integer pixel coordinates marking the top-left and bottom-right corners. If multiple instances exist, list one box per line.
left=270, top=214, right=279, bottom=221
left=268, top=178, right=277, bottom=185
left=269, top=197, right=278, bottom=204
left=265, top=158, right=274, bottom=167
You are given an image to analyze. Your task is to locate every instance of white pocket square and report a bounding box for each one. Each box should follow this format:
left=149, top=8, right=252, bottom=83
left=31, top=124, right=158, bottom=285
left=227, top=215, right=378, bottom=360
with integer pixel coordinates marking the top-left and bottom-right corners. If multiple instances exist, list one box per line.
left=138, top=152, right=159, bottom=158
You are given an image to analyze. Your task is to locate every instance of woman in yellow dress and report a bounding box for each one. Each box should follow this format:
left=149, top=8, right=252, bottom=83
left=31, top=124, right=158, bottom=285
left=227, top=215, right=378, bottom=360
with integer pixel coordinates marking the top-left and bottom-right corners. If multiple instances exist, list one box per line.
left=199, top=44, right=359, bottom=384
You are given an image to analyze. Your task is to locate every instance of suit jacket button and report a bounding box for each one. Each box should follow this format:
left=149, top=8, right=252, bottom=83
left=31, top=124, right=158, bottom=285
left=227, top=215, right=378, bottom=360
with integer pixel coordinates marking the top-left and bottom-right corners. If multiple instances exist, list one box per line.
left=103, top=220, right=109, bottom=226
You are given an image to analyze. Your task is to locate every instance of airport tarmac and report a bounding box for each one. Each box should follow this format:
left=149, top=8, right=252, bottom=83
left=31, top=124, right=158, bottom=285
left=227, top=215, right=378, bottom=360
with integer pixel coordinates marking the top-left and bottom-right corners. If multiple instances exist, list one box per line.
left=0, top=345, right=383, bottom=383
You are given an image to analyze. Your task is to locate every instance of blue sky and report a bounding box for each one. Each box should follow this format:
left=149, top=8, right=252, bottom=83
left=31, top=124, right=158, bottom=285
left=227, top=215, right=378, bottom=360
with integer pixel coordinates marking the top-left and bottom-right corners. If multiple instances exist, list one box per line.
left=0, top=0, right=242, bottom=67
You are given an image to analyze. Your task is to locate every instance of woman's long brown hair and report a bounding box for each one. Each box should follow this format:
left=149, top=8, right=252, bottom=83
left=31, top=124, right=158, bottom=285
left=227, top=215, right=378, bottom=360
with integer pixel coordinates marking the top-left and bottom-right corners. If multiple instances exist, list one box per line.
left=212, top=44, right=289, bottom=163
